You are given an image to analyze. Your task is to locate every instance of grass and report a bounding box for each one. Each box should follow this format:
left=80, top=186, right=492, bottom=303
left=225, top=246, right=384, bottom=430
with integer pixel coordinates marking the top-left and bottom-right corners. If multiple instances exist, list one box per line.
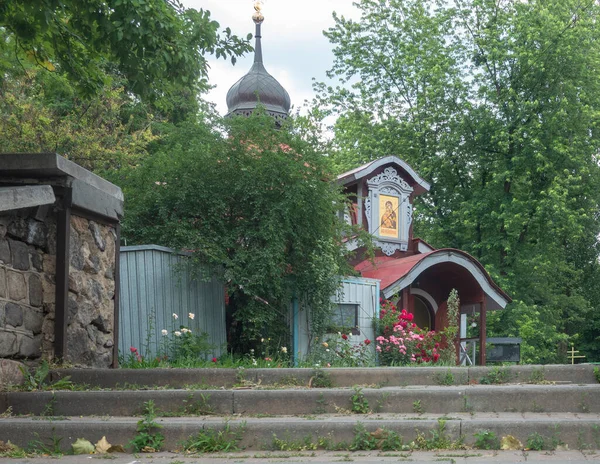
left=183, top=422, right=245, bottom=453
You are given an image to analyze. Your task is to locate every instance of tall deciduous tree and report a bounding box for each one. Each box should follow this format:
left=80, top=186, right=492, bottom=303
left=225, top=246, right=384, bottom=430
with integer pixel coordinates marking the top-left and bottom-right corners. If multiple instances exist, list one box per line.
left=0, top=0, right=251, bottom=112
left=316, top=0, right=600, bottom=362
left=116, top=112, right=358, bottom=353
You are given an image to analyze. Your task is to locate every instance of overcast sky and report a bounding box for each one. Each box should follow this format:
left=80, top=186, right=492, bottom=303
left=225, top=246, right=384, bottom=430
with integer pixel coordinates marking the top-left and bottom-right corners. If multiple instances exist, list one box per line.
left=179, top=0, right=361, bottom=116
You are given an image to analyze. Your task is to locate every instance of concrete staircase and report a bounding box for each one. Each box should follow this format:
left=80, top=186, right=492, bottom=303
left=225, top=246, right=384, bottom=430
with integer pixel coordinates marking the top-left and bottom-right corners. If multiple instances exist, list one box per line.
left=0, top=365, right=599, bottom=452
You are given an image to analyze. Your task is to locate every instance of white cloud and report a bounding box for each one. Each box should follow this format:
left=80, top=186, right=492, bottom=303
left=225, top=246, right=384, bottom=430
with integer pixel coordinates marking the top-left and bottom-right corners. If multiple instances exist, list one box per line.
left=181, top=0, right=361, bottom=115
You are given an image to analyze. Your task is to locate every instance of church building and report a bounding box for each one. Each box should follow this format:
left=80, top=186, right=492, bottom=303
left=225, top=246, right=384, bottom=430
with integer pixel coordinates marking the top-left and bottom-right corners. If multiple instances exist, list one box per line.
left=225, top=2, right=510, bottom=365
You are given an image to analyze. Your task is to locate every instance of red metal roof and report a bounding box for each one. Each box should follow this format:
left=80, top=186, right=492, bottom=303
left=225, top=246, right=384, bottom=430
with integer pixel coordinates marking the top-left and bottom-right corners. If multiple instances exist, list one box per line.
left=355, top=249, right=511, bottom=304
left=355, top=252, right=433, bottom=290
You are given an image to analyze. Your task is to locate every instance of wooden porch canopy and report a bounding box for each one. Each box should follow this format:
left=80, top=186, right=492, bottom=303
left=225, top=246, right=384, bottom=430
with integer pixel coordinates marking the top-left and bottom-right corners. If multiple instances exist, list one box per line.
left=355, top=249, right=511, bottom=364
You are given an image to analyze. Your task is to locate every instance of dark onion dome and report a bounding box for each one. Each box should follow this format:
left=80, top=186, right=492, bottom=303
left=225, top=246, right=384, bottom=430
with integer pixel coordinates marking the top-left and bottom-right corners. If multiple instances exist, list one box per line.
left=225, top=5, right=291, bottom=124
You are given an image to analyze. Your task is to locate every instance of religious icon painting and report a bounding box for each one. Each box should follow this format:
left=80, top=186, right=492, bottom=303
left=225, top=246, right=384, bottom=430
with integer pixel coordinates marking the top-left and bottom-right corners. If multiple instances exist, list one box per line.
left=379, top=194, right=399, bottom=238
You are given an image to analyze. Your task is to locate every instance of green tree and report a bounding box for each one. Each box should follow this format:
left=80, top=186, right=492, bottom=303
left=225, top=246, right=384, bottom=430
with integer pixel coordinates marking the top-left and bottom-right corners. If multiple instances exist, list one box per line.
left=116, top=112, right=357, bottom=353
left=0, top=60, right=157, bottom=173
left=0, top=0, right=251, bottom=112
left=316, top=0, right=600, bottom=362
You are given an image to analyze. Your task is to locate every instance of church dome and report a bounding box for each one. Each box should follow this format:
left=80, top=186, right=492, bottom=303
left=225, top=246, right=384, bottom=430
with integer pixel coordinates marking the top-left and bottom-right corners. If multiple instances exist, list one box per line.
left=226, top=9, right=291, bottom=124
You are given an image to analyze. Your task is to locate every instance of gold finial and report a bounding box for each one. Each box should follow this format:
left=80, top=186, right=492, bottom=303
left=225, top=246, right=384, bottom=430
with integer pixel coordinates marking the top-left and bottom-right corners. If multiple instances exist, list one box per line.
left=252, top=0, right=264, bottom=24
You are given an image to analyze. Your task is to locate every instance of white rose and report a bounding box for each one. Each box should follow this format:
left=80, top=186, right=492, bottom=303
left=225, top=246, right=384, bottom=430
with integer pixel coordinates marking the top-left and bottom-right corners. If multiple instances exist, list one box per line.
left=161, top=329, right=168, bottom=336
left=173, top=313, right=179, bottom=320
left=174, top=331, right=182, bottom=337
left=189, top=313, right=195, bottom=320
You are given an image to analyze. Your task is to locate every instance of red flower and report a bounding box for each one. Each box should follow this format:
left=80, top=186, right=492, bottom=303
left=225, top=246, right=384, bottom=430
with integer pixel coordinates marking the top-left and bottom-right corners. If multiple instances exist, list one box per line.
left=341, top=333, right=348, bottom=340
left=130, top=346, right=138, bottom=353
left=212, top=357, right=217, bottom=363
left=433, top=353, right=440, bottom=362
left=364, top=339, right=371, bottom=345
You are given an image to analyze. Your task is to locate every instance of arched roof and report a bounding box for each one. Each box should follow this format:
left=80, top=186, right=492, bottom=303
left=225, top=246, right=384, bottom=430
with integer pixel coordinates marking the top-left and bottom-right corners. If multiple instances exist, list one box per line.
left=355, top=249, right=511, bottom=310
left=337, top=155, right=431, bottom=196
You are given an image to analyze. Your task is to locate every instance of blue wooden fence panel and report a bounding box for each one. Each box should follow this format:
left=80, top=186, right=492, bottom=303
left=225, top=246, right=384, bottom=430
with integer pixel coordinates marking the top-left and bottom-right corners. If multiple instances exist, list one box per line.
left=119, top=245, right=225, bottom=360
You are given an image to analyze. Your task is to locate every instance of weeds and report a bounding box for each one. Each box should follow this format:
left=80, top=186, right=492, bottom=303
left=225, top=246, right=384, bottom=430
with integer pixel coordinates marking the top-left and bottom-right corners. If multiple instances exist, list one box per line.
left=594, top=367, right=600, bottom=383
left=184, top=422, right=245, bottom=453
left=413, top=400, right=424, bottom=414
left=130, top=400, right=164, bottom=452
left=314, top=392, right=328, bottom=414
left=413, top=419, right=462, bottom=450
left=529, top=367, right=547, bottom=384
left=350, top=423, right=404, bottom=451
left=473, top=430, right=499, bottom=450
left=310, top=368, right=333, bottom=388
left=0, top=441, right=27, bottom=458
left=28, top=430, right=63, bottom=455
left=479, top=367, right=510, bottom=385
left=19, top=360, right=74, bottom=391
left=272, top=434, right=317, bottom=451
left=434, top=369, right=455, bottom=386
left=350, top=386, right=370, bottom=414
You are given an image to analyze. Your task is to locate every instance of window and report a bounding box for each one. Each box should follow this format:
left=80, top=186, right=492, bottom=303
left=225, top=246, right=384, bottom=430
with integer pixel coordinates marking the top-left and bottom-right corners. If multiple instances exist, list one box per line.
left=327, top=303, right=359, bottom=335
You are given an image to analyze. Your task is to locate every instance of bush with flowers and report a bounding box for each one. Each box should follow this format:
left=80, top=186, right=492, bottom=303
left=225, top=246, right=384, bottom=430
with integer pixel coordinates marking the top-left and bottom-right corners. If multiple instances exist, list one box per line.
left=160, top=312, right=217, bottom=362
left=375, top=299, right=443, bottom=365
left=304, top=332, right=375, bottom=367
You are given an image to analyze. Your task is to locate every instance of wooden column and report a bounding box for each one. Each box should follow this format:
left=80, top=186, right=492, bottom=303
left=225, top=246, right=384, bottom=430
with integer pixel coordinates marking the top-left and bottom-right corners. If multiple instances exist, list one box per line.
left=54, top=188, right=72, bottom=361
left=478, top=298, right=487, bottom=366
left=402, top=287, right=409, bottom=312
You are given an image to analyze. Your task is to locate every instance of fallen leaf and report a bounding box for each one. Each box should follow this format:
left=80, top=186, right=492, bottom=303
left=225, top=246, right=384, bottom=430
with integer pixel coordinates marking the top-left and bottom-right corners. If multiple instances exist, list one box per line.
left=107, top=444, right=126, bottom=453
left=72, top=438, right=95, bottom=455
left=141, top=446, right=157, bottom=453
left=95, top=436, right=111, bottom=454
left=500, top=435, right=523, bottom=450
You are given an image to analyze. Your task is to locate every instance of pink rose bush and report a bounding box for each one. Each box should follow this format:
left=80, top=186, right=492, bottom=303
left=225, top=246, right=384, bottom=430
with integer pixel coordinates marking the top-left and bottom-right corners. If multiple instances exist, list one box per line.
left=376, top=299, right=442, bottom=365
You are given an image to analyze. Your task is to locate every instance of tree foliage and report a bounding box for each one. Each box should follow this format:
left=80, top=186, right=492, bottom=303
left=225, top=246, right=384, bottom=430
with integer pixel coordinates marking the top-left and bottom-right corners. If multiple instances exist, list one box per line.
left=0, top=0, right=251, bottom=109
left=116, top=112, right=357, bottom=352
left=0, top=57, right=157, bottom=172
left=317, top=0, right=600, bottom=362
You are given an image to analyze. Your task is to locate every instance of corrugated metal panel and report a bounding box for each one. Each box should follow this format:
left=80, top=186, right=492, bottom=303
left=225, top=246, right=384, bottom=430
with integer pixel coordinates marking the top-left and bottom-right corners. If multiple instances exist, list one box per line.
left=294, top=277, right=381, bottom=359
left=119, top=246, right=225, bottom=360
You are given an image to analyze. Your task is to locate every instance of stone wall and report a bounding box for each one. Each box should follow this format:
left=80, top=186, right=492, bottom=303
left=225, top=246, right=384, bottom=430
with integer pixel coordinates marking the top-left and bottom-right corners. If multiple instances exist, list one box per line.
left=0, top=210, right=117, bottom=367
left=0, top=213, right=55, bottom=362
left=66, top=216, right=116, bottom=367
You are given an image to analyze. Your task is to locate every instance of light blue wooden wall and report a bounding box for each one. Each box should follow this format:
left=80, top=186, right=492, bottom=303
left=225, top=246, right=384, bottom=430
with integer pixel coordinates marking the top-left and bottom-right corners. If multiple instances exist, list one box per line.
left=119, top=245, right=226, bottom=360
left=294, top=276, right=380, bottom=359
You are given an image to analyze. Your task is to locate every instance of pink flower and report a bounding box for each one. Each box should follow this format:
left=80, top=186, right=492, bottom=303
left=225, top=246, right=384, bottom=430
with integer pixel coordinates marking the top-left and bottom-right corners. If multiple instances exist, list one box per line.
left=212, top=357, right=217, bottom=363
left=130, top=346, right=138, bottom=353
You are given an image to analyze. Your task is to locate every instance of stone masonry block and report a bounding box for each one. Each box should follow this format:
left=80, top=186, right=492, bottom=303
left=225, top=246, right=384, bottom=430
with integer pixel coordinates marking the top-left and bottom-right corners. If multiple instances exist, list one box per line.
left=31, top=251, right=43, bottom=272
left=5, top=302, right=23, bottom=327
left=17, top=333, right=41, bottom=358
left=0, top=238, right=9, bottom=265
left=42, top=275, right=55, bottom=304
left=0, top=267, right=5, bottom=298
left=26, top=219, right=47, bottom=247
left=88, top=221, right=106, bottom=251
left=7, top=217, right=27, bottom=241
left=8, top=239, right=30, bottom=271
left=43, top=254, right=56, bottom=275
left=69, top=227, right=84, bottom=271
left=28, top=274, right=42, bottom=307
left=23, top=306, right=43, bottom=334
left=0, top=359, right=25, bottom=387
left=7, top=271, right=26, bottom=301
left=0, top=332, right=18, bottom=357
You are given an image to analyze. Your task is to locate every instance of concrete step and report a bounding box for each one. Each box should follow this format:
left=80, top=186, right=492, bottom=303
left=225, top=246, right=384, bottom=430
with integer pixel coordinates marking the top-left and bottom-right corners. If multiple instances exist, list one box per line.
left=3, top=384, right=600, bottom=416
left=0, top=413, right=599, bottom=452
left=48, top=364, right=599, bottom=389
